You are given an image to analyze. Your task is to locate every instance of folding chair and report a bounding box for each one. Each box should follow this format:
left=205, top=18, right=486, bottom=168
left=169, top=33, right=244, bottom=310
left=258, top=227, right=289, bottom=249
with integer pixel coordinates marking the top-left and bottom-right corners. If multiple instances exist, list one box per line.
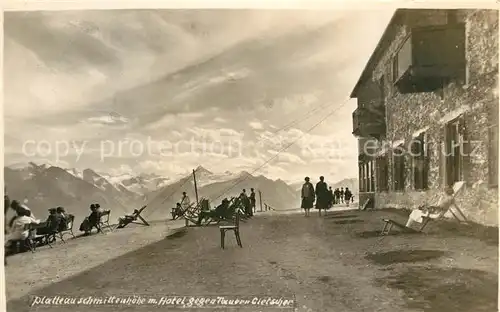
left=97, top=210, right=113, bottom=233
left=117, top=206, right=149, bottom=229
left=380, top=182, right=467, bottom=235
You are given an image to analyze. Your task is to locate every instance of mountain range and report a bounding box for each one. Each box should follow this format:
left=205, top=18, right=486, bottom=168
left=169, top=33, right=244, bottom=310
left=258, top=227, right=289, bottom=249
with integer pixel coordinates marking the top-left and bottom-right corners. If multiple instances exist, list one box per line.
left=4, top=162, right=357, bottom=228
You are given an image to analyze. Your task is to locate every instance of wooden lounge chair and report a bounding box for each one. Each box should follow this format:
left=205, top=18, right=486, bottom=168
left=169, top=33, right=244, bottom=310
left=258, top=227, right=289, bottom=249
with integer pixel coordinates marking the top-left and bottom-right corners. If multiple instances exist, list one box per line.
left=117, top=206, right=149, bottom=229
left=97, top=210, right=113, bottom=233
left=219, top=211, right=242, bottom=249
left=381, top=182, right=467, bottom=236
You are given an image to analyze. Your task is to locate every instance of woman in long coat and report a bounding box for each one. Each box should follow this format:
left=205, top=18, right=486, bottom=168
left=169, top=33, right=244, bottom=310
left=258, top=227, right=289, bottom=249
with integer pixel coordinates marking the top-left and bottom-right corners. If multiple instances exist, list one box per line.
left=301, top=177, right=315, bottom=217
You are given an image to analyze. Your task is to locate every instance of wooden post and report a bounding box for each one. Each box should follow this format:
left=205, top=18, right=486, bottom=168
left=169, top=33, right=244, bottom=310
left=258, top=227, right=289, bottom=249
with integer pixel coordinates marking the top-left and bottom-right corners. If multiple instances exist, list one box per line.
left=258, top=190, right=263, bottom=212
left=193, top=169, right=199, bottom=206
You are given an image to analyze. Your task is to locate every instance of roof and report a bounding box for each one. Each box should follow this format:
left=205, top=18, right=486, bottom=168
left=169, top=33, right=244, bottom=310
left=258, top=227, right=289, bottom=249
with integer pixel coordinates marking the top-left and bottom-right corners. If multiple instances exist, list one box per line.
left=349, top=9, right=405, bottom=98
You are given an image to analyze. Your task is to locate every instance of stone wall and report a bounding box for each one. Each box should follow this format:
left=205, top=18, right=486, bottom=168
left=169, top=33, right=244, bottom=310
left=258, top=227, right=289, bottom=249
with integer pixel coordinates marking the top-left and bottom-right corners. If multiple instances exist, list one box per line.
left=357, top=9, right=499, bottom=226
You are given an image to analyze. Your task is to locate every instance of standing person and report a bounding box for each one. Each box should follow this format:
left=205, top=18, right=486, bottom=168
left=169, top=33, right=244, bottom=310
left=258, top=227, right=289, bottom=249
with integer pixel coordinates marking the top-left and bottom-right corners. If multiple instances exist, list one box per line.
left=180, top=192, right=191, bottom=212
left=315, top=176, right=329, bottom=216
left=344, top=188, right=352, bottom=207
left=328, top=187, right=334, bottom=209
left=249, top=188, right=256, bottom=214
left=301, top=177, right=315, bottom=217
left=240, top=189, right=251, bottom=217
left=334, top=188, right=340, bottom=205
left=340, top=187, right=345, bottom=204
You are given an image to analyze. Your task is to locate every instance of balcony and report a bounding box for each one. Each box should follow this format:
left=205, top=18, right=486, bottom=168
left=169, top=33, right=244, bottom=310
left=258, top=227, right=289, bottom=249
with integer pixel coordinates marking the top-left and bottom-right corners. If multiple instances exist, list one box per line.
left=352, top=107, right=386, bottom=139
left=393, top=23, right=466, bottom=93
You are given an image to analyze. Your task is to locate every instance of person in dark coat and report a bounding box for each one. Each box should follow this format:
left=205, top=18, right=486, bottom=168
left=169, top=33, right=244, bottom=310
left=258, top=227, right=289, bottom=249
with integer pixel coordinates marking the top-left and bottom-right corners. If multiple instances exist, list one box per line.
left=333, top=188, right=340, bottom=204
left=301, top=177, right=315, bottom=217
left=315, top=176, right=329, bottom=216
left=327, top=187, right=334, bottom=208
left=344, top=188, right=353, bottom=207
left=240, top=189, right=252, bottom=217
left=249, top=188, right=256, bottom=214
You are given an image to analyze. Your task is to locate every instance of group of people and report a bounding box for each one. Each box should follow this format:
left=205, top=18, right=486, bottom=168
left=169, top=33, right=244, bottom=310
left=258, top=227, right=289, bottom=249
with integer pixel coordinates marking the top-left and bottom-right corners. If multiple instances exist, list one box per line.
left=332, top=187, right=354, bottom=205
left=4, top=190, right=71, bottom=264
left=171, top=188, right=257, bottom=224
left=239, top=188, right=256, bottom=217
left=300, top=176, right=353, bottom=217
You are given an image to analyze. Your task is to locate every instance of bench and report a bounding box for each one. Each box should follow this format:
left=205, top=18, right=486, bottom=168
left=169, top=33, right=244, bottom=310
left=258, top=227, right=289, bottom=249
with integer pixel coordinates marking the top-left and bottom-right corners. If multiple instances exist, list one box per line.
left=29, top=222, right=58, bottom=249
left=58, top=214, right=76, bottom=242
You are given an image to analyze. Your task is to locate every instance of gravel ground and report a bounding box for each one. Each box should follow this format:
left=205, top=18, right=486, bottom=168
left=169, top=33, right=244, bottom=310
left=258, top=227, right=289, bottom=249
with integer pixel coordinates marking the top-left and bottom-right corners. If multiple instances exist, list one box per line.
left=5, top=208, right=498, bottom=312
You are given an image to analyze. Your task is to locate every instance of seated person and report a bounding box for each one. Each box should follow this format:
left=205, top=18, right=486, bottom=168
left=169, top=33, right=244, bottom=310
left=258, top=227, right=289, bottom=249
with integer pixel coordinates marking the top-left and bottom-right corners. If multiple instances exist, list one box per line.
left=196, top=198, right=230, bottom=225
left=5, top=207, right=40, bottom=252
left=171, top=203, right=183, bottom=220
left=56, top=207, right=68, bottom=231
left=37, top=208, right=63, bottom=235
left=80, top=204, right=102, bottom=235
left=118, top=209, right=140, bottom=227
left=405, top=186, right=455, bottom=229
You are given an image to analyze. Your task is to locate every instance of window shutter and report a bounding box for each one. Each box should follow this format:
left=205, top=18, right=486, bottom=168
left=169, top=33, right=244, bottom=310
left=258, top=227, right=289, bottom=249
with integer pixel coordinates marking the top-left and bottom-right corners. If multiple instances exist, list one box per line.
left=459, top=114, right=470, bottom=184
left=439, top=127, right=447, bottom=187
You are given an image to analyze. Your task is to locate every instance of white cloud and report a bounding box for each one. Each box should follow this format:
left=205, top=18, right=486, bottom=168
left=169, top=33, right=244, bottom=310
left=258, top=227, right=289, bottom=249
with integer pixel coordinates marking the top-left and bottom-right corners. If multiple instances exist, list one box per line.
left=249, top=121, right=264, bottom=130
left=86, top=114, right=130, bottom=125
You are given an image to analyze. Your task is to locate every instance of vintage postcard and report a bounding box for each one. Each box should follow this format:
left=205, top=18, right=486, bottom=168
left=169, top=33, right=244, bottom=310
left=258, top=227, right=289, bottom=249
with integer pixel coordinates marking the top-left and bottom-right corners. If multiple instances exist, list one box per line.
left=2, top=1, right=499, bottom=311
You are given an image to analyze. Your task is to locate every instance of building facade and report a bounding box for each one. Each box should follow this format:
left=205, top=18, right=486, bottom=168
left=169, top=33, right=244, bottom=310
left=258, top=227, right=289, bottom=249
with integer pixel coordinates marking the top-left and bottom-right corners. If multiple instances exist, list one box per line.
left=351, top=9, right=499, bottom=226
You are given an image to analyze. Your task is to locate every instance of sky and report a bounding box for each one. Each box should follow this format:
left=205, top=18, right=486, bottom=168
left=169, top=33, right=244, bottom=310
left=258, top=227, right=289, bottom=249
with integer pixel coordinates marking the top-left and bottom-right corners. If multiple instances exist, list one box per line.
left=4, top=9, right=395, bottom=183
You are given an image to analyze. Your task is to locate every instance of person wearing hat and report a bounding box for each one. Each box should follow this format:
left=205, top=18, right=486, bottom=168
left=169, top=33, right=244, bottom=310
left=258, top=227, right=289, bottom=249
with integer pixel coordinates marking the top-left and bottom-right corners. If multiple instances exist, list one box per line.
left=37, top=208, right=63, bottom=236
left=301, top=177, right=315, bottom=217
left=56, top=207, right=68, bottom=231
left=5, top=205, right=40, bottom=258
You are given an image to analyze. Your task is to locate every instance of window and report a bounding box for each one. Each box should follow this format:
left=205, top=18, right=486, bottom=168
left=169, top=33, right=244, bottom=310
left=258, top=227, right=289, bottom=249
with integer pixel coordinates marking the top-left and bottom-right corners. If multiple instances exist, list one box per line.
left=444, top=117, right=466, bottom=186
left=376, top=156, right=389, bottom=191
left=411, top=133, right=429, bottom=190
left=393, top=149, right=406, bottom=191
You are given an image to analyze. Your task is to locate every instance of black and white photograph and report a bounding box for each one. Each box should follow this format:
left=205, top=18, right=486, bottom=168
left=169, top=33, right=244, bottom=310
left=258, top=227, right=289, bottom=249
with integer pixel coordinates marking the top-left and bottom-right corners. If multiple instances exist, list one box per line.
left=2, top=2, right=499, bottom=312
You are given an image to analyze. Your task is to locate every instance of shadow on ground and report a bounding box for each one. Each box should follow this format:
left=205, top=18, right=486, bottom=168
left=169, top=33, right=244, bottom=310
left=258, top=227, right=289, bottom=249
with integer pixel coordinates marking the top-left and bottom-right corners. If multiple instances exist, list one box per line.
left=332, top=219, right=364, bottom=225
left=365, top=250, right=447, bottom=265
left=375, top=266, right=498, bottom=312
left=353, top=230, right=422, bottom=239
left=435, top=222, right=499, bottom=246
left=324, top=215, right=358, bottom=219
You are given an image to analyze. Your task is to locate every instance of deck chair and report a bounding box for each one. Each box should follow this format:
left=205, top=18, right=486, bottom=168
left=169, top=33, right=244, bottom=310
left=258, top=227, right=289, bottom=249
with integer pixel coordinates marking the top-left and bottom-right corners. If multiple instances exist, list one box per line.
left=97, top=210, right=113, bottom=233
left=219, top=210, right=243, bottom=249
left=181, top=202, right=203, bottom=226
left=381, top=182, right=467, bottom=236
left=117, top=206, right=149, bottom=229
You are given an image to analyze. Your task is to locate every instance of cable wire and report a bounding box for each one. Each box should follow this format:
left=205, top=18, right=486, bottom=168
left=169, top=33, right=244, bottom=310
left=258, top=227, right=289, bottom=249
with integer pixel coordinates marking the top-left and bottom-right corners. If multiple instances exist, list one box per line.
left=211, top=97, right=351, bottom=202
